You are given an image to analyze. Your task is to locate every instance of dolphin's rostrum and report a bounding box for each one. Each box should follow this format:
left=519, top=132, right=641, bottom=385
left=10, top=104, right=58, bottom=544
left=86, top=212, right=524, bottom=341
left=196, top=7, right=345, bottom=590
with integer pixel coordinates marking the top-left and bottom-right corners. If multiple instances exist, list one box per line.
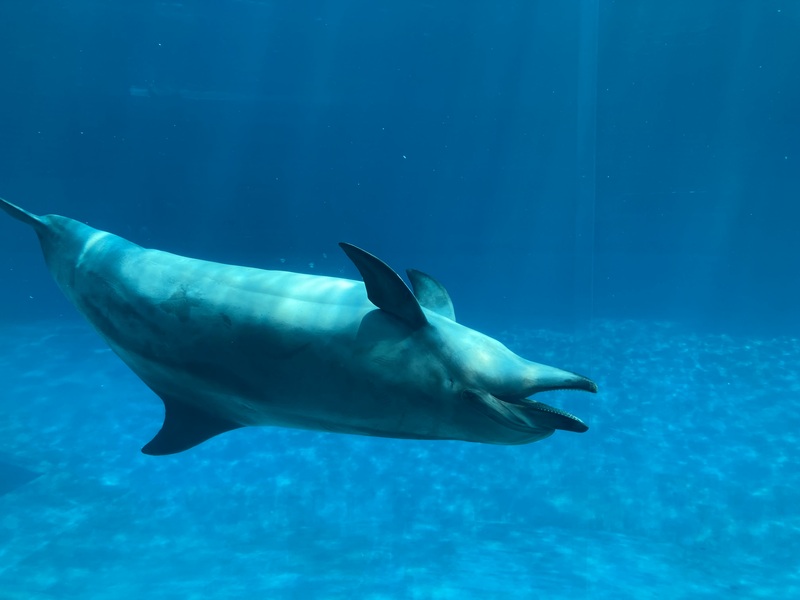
left=0, top=197, right=597, bottom=455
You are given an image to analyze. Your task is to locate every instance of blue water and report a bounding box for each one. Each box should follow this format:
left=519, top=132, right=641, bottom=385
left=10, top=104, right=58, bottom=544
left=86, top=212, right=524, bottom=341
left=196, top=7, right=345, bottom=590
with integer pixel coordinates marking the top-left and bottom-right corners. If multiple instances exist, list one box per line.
left=1, top=1, right=799, bottom=598
left=1, top=319, right=798, bottom=597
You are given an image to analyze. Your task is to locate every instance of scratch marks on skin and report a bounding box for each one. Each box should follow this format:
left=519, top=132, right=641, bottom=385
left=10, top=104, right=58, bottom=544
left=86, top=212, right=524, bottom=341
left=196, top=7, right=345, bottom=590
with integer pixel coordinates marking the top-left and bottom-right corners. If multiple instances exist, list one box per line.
left=158, top=285, right=203, bottom=323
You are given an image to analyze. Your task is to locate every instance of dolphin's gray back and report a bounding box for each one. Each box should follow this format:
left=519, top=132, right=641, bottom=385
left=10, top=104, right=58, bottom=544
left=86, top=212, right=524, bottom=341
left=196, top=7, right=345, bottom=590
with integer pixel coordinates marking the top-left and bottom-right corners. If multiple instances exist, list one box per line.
left=38, top=217, right=374, bottom=381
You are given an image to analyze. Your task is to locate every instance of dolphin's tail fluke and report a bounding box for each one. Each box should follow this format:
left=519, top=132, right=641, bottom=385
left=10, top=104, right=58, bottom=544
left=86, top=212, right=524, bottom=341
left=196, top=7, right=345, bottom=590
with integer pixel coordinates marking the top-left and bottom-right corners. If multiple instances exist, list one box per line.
left=0, top=197, right=45, bottom=231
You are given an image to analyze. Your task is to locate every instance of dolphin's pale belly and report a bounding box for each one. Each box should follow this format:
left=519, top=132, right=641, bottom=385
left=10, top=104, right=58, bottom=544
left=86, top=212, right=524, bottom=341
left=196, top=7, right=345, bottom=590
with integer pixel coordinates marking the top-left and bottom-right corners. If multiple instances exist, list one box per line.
left=69, top=238, right=450, bottom=438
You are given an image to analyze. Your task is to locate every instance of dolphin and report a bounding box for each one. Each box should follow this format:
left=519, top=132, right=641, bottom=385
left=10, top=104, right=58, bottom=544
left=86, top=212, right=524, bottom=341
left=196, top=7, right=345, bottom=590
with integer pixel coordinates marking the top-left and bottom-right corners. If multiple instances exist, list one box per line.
left=0, top=197, right=597, bottom=455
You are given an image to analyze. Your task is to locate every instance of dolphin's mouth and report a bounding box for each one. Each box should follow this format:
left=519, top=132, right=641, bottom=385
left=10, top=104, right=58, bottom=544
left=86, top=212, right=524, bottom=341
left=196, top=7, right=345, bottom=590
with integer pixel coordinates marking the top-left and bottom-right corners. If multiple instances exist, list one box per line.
left=464, top=387, right=593, bottom=435
left=488, top=371, right=596, bottom=433
left=502, top=396, right=589, bottom=433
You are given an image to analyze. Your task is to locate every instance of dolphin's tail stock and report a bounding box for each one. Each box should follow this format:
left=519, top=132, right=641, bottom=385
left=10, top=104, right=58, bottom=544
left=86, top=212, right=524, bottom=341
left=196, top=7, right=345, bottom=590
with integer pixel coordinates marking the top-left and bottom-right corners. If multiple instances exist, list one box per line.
left=0, top=197, right=46, bottom=232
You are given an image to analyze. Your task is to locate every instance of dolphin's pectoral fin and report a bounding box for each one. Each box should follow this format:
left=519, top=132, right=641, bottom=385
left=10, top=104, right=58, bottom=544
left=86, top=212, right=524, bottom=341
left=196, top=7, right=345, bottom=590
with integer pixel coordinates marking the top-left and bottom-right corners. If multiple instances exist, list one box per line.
left=142, top=395, right=243, bottom=455
left=339, top=242, right=427, bottom=329
left=406, top=269, right=456, bottom=321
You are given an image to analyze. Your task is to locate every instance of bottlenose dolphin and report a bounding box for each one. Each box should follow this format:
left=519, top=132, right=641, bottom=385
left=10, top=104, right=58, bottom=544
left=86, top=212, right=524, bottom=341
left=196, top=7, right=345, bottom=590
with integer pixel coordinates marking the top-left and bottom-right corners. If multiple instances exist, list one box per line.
left=0, top=197, right=597, bottom=455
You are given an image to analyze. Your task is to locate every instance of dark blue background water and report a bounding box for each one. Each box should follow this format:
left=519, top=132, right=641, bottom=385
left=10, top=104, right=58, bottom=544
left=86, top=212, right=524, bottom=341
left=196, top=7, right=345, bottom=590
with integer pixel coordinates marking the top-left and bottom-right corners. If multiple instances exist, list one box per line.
left=1, top=1, right=799, bottom=598
left=1, top=0, right=797, bottom=335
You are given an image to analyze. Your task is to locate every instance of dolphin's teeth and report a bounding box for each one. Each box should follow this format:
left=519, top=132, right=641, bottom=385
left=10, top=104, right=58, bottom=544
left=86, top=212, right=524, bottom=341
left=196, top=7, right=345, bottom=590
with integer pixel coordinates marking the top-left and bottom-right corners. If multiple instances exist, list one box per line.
left=522, top=400, right=588, bottom=433
left=522, top=398, right=582, bottom=421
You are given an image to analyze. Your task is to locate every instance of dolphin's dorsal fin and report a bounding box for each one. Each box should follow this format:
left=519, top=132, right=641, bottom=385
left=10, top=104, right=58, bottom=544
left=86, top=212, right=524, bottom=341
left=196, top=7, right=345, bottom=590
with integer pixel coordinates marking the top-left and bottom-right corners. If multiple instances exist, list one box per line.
left=339, top=242, right=427, bottom=329
left=142, top=395, right=242, bottom=455
left=406, top=269, right=456, bottom=321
